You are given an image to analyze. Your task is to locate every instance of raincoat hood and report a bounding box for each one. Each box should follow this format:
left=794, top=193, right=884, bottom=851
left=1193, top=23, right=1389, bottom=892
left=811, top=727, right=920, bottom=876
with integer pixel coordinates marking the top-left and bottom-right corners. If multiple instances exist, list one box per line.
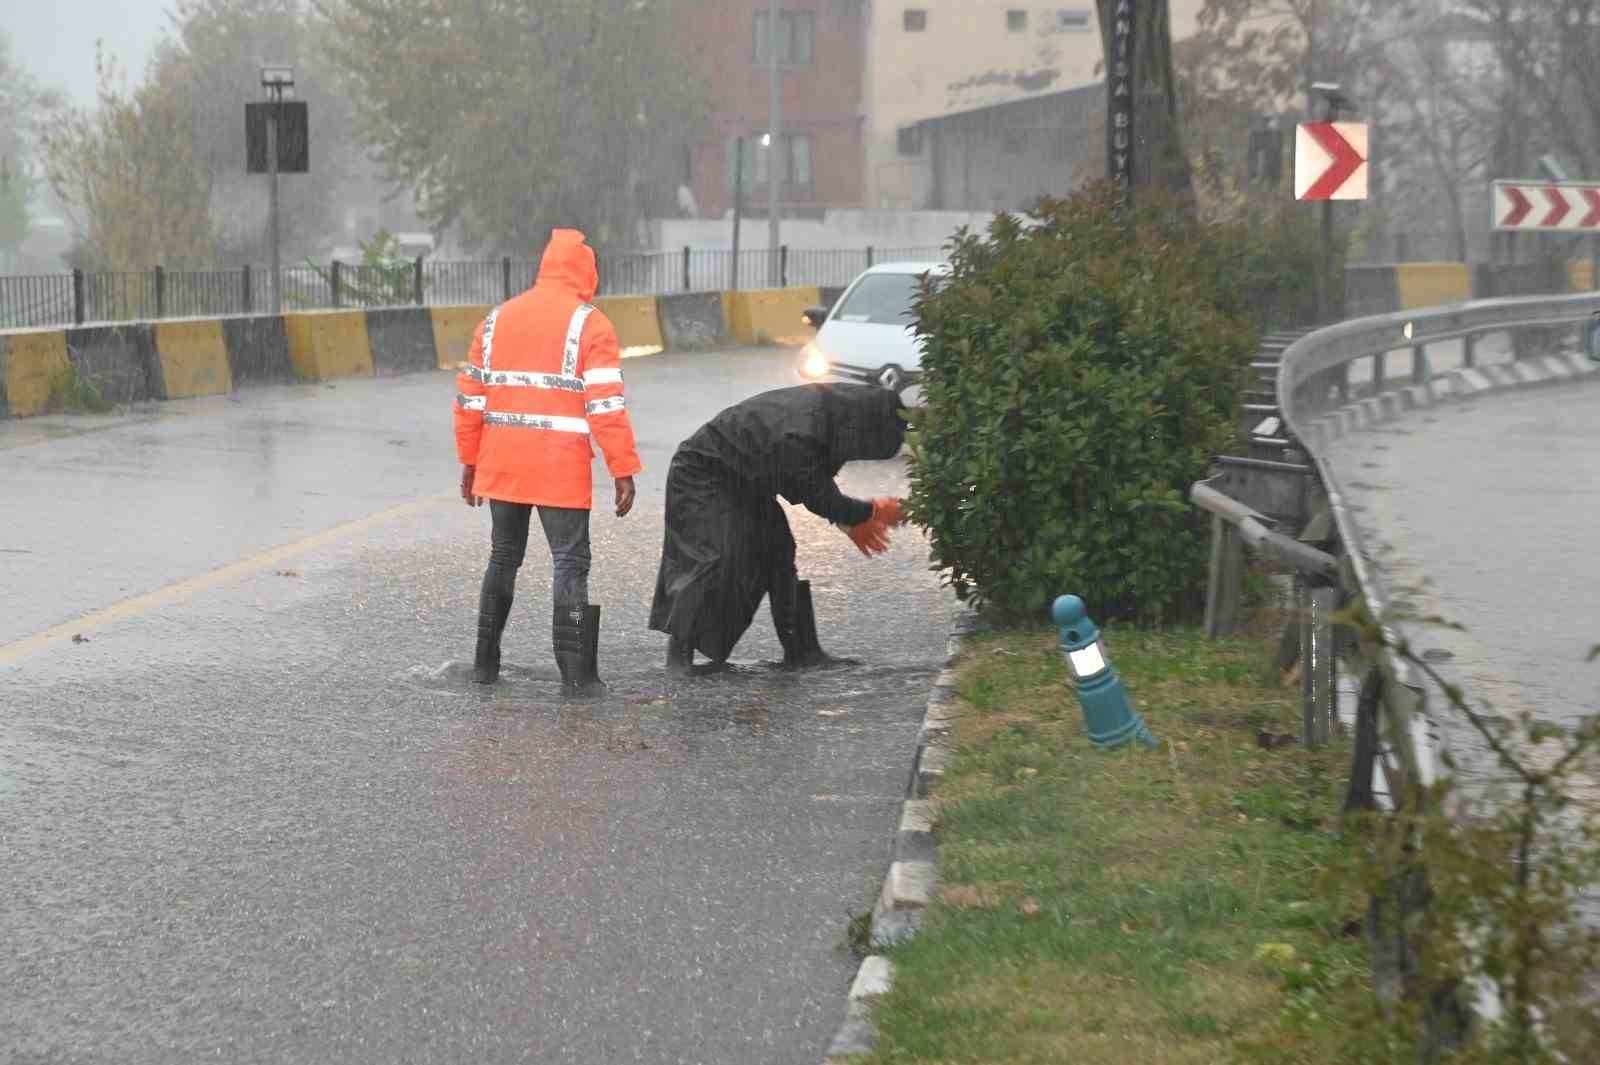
left=822, top=384, right=907, bottom=465
left=536, top=228, right=599, bottom=302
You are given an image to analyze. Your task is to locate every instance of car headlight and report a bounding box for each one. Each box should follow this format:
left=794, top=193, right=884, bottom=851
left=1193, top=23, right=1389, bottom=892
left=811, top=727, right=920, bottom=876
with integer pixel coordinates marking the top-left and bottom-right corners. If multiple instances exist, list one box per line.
left=800, top=343, right=831, bottom=380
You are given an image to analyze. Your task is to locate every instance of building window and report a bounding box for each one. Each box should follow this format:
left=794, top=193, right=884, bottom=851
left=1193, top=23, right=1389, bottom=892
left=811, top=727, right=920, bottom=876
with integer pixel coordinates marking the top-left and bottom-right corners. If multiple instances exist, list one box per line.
left=754, top=10, right=815, bottom=67
left=897, top=125, right=924, bottom=156
left=725, top=136, right=759, bottom=195
left=749, top=133, right=814, bottom=190
left=1007, top=9, right=1027, bottom=31
left=1056, top=9, right=1091, bottom=31
left=903, top=9, right=927, bottom=32
left=790, top=134, right=813, bottom=187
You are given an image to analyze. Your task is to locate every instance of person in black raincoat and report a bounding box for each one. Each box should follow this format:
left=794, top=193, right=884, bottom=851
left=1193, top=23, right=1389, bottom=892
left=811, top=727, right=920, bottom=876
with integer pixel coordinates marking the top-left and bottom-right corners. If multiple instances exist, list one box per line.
left=649, top=383, right=910, bottom=675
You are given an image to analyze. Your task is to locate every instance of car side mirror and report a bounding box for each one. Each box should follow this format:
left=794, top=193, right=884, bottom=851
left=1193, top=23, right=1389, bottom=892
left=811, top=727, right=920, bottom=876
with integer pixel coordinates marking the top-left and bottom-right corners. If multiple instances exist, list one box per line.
left=801, top=306, right=828, bottom=329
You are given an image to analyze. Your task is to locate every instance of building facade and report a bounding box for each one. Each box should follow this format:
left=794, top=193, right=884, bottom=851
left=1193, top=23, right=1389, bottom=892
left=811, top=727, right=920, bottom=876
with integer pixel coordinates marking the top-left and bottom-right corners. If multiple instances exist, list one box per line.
left=677, top=0, right=868, bottom=220
left=862, top=0, right=1206, bottom=209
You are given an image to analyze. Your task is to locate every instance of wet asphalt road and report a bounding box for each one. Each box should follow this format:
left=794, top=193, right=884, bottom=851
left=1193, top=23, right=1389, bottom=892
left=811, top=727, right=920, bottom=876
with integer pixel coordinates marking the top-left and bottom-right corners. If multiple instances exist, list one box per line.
left=1323, top=366, right=1600, bottom=785
left=0, top=350, right=956, bottom=1064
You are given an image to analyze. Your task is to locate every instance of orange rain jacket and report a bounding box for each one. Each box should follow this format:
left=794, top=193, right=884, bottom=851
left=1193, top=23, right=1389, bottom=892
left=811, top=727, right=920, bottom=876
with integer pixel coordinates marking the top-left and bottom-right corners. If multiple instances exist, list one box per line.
left=454, top=230, right=643, bottom=509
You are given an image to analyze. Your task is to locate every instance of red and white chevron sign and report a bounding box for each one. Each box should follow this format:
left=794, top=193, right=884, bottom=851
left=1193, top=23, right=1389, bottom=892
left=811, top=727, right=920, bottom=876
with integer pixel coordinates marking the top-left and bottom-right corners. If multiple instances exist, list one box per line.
left=1493, top=181, right=1600, bottom=232
left=1294, top=122, right=1368, bottom=201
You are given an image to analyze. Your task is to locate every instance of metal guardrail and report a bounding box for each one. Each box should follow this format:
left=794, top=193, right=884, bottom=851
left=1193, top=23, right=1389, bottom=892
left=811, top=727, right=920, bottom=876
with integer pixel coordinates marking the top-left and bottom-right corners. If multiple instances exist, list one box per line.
left=1195, top=291, right=1600, bottom=798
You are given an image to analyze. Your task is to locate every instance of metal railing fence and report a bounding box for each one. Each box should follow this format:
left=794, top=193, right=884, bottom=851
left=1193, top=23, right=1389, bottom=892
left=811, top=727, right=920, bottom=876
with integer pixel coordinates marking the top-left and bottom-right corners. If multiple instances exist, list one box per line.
left=0, top=245, right=944, bottom=329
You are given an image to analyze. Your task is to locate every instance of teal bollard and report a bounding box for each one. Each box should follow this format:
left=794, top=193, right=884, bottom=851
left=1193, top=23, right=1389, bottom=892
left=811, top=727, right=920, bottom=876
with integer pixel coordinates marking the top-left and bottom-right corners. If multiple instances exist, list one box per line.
left=1052, top=595, right=1158, bottom=750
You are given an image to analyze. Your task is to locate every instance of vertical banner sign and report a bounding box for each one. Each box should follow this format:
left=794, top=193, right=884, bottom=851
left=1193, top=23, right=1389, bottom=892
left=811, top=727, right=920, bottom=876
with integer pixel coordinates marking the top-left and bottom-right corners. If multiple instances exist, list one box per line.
left=1107, top=0, right=1136, bottom=202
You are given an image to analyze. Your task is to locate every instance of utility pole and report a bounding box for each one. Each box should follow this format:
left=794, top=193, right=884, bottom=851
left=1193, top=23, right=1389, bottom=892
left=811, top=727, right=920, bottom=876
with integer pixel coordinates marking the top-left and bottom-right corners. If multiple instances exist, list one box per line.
left=766, top=0, right=781, bottom=286
left=260, top=65, right=294, bottom=315
left=731, top=136, right=745, bottom=291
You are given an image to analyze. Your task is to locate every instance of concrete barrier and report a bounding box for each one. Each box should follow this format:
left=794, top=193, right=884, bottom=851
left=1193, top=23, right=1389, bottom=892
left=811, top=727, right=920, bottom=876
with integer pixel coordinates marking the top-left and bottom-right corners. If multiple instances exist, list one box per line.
left=1343, top=266, right=1399, bottom=318
left=284, top=310, right=375, bottom=381
left=1473, top=261, right=1569, bottom=300
left=1569, top=258, right=1596, bottom=292
left=1395, top=263, right=1471, bottom=310
left=2, top=286, right=835, bottom=416
left=430, top=304, right=490, bottom=370
left=155, top=319, right=233, bottom=399
left=365, top=307, right=439, bottom=376
left=66, top=324, right=161, bottom=406
left=222, top=315, right=294, bottom=386
left=594, top=296, right=665, bottom=357
left=722, top=287, right=820, bottom=346
left=1, top=330, right=71, bottom=417
left=657, top=292, right=727, bottom=351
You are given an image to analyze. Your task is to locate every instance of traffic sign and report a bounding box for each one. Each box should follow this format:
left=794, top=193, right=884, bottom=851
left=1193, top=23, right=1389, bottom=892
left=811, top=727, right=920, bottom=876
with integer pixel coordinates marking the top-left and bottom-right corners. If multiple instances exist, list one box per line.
left=1294, top=122, right=1368, bottom=201
left=1492, top=181, right=1600, bottom=231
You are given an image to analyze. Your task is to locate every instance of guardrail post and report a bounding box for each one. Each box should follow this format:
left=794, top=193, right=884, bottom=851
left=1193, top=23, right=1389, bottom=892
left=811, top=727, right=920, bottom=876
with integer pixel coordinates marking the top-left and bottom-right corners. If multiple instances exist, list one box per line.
left=72, top=268, right=86, bottom=325
left=153, top=265, right=165, bottom=320
left=501, top=256, right=512, bottom=301
left=1203, top=516, right=1244, bottom=639
left=413, top=256, right=424, bottom=305
left=331, top=261, right=343, bottom=309
left=682, top=246, right=691, bottom=292
left=1298, top=577, right=1336, bottom=748
left=1411, top=342, right=1428, bottom=385
left=1462, top=331, right=1476, bottom=368
left=242, top=264, right=253, bottom=313
left=1372, top=351, right=1386, bottom=397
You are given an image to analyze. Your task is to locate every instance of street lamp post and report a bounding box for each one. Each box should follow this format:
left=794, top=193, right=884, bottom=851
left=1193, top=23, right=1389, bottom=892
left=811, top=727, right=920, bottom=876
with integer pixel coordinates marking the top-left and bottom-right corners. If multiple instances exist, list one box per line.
left=261, top=65, right=294, bottom=315
left=766, top=0, right=781, bottom=286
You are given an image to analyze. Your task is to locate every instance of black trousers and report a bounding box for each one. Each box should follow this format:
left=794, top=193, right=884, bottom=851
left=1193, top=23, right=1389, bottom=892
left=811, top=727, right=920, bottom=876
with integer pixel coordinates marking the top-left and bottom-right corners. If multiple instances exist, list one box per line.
left=482, top=501, right=592, bottom=609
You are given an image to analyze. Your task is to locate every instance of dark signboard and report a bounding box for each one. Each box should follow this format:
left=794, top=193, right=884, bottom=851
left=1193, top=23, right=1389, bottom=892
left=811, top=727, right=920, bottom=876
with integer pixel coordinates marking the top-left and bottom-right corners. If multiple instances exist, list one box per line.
left=246, top=101, right=309, bottom=174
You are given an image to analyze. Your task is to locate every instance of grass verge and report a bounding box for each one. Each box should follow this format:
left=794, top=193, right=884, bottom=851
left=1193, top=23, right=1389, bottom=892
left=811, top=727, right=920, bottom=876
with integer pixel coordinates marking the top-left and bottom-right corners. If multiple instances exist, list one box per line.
left=858, top=621, right=1403, bottom=1064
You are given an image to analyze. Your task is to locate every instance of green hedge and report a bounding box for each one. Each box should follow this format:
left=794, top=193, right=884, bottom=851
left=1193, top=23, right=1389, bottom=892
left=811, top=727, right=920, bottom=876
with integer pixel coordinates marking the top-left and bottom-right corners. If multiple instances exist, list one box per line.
left=907, top=186, right=1259, bottom=623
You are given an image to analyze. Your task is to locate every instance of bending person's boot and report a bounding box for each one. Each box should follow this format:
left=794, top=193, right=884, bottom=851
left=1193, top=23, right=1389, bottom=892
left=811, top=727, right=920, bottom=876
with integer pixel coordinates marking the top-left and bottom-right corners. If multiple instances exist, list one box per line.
left=770, top=576, right=808, bottom=668
left=473, top=567, right=515, bottom=685
left=665, top=633, right=694, bottom=677
left=790, top=580, right=857, bottom=669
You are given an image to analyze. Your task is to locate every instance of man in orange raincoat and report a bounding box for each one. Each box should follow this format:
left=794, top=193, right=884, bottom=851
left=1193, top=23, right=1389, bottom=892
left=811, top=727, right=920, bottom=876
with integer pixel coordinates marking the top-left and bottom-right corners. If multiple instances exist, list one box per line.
left=455, top=229, right=642, bottom=695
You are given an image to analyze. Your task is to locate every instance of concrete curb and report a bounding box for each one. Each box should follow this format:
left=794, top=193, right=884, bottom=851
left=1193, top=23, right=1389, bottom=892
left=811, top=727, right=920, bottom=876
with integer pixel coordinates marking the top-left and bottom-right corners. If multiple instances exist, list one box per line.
left=1314, top=350, right=1598, bottom=445
left=821, top=608, right=978, bottom=1063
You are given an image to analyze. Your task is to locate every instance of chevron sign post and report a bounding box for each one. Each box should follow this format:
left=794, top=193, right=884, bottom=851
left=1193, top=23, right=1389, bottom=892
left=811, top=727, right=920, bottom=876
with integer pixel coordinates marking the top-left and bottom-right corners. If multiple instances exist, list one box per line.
left=1294, top=122, right=1369, bottom=201
left=1493, top=181, right=1600, bottom=232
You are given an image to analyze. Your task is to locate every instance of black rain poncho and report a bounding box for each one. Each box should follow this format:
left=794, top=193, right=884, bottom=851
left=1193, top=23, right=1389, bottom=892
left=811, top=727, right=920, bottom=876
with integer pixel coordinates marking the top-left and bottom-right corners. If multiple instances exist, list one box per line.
left=648, top=384, right=907, bottom=662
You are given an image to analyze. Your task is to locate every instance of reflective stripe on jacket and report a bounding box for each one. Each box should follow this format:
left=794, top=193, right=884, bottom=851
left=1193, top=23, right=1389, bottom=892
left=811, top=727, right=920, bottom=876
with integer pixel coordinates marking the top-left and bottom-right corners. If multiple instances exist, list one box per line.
left=453, top=229, right=642, bottom=508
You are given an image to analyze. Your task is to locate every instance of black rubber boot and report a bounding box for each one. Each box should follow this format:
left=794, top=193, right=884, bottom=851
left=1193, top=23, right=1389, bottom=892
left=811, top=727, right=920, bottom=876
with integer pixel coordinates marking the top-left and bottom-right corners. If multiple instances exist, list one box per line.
left=473, top=581, right=514, bottom=685
left=579, top=604, right=605, bottom=693
left=665, top=634, right=695, bottom=677
left=550, top=604, right=601, bottom=697
left=794, top=580, right=828, bottom=663
left=771, top=576, right=807, bottom=668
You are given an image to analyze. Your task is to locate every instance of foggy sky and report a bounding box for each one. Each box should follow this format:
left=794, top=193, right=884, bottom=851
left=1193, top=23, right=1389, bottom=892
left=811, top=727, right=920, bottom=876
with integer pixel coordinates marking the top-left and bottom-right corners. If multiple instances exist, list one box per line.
left=4, top=0, right=173, bottom=105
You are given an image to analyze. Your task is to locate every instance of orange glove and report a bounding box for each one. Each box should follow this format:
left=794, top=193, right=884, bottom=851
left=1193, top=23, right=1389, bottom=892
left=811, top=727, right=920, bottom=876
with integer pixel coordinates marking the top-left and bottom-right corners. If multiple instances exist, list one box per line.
left=872, top=497, right=908, bottom=526
left=843, top=518, right=892, bottom=557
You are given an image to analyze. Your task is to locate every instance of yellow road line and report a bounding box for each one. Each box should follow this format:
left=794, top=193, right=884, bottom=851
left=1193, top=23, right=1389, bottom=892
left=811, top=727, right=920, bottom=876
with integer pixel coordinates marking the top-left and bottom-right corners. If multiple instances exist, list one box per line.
left=0, top=494, right=452, bottom=668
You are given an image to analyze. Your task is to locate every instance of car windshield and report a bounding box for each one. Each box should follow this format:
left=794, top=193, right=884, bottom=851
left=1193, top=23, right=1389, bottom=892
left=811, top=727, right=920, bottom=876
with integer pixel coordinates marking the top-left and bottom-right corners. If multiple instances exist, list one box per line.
left=832, top=272, right=925, bottom=327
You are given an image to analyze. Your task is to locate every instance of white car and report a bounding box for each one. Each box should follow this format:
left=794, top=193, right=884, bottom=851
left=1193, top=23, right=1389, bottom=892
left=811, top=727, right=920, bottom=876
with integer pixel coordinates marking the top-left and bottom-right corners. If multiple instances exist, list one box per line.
left=797, top=261, right=949, bottom=396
